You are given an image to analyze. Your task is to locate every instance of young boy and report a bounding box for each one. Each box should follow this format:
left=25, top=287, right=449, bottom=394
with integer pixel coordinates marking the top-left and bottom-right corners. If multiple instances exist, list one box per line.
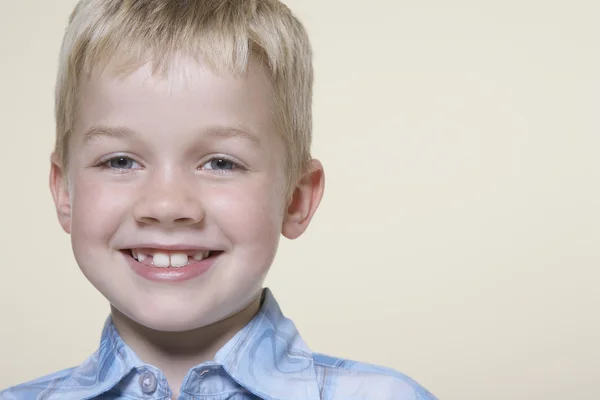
left=1, top=1, right=436, bottom=399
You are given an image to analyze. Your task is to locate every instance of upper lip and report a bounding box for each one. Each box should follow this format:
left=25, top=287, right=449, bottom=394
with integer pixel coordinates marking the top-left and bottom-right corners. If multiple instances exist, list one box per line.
left=120, top=244, right=219, bottom=252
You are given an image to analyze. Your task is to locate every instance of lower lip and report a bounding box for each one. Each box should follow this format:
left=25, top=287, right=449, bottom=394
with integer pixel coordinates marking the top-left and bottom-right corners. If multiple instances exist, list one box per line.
left=123, top=252, right=218, bottom=283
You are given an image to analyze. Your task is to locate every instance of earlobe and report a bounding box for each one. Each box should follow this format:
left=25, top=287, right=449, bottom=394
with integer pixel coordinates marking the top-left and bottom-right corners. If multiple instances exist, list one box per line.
left=49, top=153, right=72, bottom=234
left=282, top=159, right=325, bottom=240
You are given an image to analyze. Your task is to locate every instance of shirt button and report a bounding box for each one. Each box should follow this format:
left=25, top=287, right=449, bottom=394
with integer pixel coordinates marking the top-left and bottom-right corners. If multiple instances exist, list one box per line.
left=139, top=371, right=157, bottom=394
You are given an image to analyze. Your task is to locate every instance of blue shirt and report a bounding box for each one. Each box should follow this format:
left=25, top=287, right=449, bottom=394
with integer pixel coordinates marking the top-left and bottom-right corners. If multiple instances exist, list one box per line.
left=0, top=288, right=437, bottom=400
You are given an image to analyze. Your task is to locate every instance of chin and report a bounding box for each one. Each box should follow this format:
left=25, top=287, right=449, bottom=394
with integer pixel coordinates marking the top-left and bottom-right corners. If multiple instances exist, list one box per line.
left=113, top=299, right=222, bottom=332
left=138, top=316, right=208, bottom=332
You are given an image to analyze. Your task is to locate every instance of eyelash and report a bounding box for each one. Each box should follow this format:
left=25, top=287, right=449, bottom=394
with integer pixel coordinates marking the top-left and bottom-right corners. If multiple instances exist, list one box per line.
left=97, top=155, right=246, bottom=173
left=100, top=156, right=142, bottom=171
left=201, top=156, right=245, bottom=173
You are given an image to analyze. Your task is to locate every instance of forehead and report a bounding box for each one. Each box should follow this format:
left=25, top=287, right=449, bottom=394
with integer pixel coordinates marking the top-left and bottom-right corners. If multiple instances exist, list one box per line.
left=73, top=55, right=278, bottom=146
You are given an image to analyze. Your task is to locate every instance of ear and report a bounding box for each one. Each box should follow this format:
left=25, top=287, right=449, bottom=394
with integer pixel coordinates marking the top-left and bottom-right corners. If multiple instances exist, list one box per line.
left=282, top=159, right=325, bottom=239
left=49, top=152, right=72, bottom=234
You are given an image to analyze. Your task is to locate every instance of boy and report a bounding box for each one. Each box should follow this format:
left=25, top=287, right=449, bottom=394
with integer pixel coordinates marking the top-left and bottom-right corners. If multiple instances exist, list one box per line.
left=1, top=0, right=436, bottom=399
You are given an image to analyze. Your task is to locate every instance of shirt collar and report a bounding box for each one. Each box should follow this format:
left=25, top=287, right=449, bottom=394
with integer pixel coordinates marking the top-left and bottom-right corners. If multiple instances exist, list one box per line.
left=45, top=315, right=150, bottom=400
left=212, top=288, right=321, bottom=400
left=47, top=288, right=320, bottom=400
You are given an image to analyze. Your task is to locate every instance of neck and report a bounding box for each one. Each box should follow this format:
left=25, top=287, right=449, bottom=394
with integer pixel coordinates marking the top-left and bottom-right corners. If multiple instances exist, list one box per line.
left=110, top=293, right=263, bottom=397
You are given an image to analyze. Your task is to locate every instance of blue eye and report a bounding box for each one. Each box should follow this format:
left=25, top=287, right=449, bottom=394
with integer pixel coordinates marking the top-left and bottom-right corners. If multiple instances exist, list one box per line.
left=202, top=158, right=240, bottom=171
left=106, top=156, right=140, bottom=170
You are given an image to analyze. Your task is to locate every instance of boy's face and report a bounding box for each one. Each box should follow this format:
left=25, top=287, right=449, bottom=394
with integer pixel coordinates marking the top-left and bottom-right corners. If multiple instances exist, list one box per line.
left=50, top=57, right=322, bottom=332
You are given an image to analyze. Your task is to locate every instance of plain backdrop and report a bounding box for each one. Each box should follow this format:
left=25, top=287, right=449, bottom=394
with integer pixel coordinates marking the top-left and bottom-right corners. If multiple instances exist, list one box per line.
left=0, top=1, right=598, bottom=399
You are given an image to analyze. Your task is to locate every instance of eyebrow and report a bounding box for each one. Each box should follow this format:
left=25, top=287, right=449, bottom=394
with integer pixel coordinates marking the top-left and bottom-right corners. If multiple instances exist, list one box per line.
left=204, top=126, right=261, bottom=145
left=82, top=125, right=261, bottom=146
left=82, top=125, right=135, bottom=144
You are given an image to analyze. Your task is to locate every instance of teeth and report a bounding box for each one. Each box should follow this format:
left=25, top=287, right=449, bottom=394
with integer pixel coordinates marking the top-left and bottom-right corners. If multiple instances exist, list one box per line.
left=130, top=249, right=212, bottom=267
left=152, top=253, right=170, bottom=268
left=130, top=249, right=147, bottom=262
left=193, top=251, right=209, bottom=261
left=170, top=253, right=188, bottom=268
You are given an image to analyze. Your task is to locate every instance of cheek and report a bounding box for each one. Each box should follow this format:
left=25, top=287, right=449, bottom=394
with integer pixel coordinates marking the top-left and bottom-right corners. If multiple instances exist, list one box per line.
left=208, top=180, right=286, bottom=248
left=70, top=173, right=131, bottom=249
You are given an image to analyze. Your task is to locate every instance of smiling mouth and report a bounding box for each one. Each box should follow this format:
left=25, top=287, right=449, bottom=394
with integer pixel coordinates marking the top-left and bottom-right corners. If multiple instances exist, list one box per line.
left=123, top=249, right=222, bottom=268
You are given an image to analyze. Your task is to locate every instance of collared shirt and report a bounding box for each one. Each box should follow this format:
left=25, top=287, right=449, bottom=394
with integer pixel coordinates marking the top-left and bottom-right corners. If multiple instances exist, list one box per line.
left=0, top=289, right=437, bottom=400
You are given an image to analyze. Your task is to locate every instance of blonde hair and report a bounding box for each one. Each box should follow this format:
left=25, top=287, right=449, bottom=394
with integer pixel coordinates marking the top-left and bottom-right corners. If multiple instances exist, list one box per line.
left=55, top=0, right=313, bottom=187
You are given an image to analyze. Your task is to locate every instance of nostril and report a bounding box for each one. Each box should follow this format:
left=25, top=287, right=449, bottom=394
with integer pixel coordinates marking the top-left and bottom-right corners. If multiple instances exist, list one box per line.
left=135, top=216, right=202, bottom=226
left=174, top=217, right=195, bottom=224
left=137, top=216, right=161, bottom=225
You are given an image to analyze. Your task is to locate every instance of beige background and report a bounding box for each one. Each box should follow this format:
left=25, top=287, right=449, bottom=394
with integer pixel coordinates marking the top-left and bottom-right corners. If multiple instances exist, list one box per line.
left=0, top=1, right=598, bottom=399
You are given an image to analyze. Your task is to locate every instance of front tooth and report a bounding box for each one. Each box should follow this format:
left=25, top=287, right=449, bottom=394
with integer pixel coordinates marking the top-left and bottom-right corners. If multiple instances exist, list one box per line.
left=193, top=251, right=209, bottom=261
left=170, top=253, right=188, bottom=268
left=137, top=253, right=147, bottom=262
left=153, top=252, right=170, bottom=268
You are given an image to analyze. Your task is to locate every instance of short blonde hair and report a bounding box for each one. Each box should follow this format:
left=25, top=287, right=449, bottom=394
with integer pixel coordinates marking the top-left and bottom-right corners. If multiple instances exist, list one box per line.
left=55, top=0, right=313, bottom=187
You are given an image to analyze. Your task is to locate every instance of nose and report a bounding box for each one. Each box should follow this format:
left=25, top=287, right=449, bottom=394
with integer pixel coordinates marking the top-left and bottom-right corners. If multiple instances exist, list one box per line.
left=133, top=170, right=204, bottom=227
